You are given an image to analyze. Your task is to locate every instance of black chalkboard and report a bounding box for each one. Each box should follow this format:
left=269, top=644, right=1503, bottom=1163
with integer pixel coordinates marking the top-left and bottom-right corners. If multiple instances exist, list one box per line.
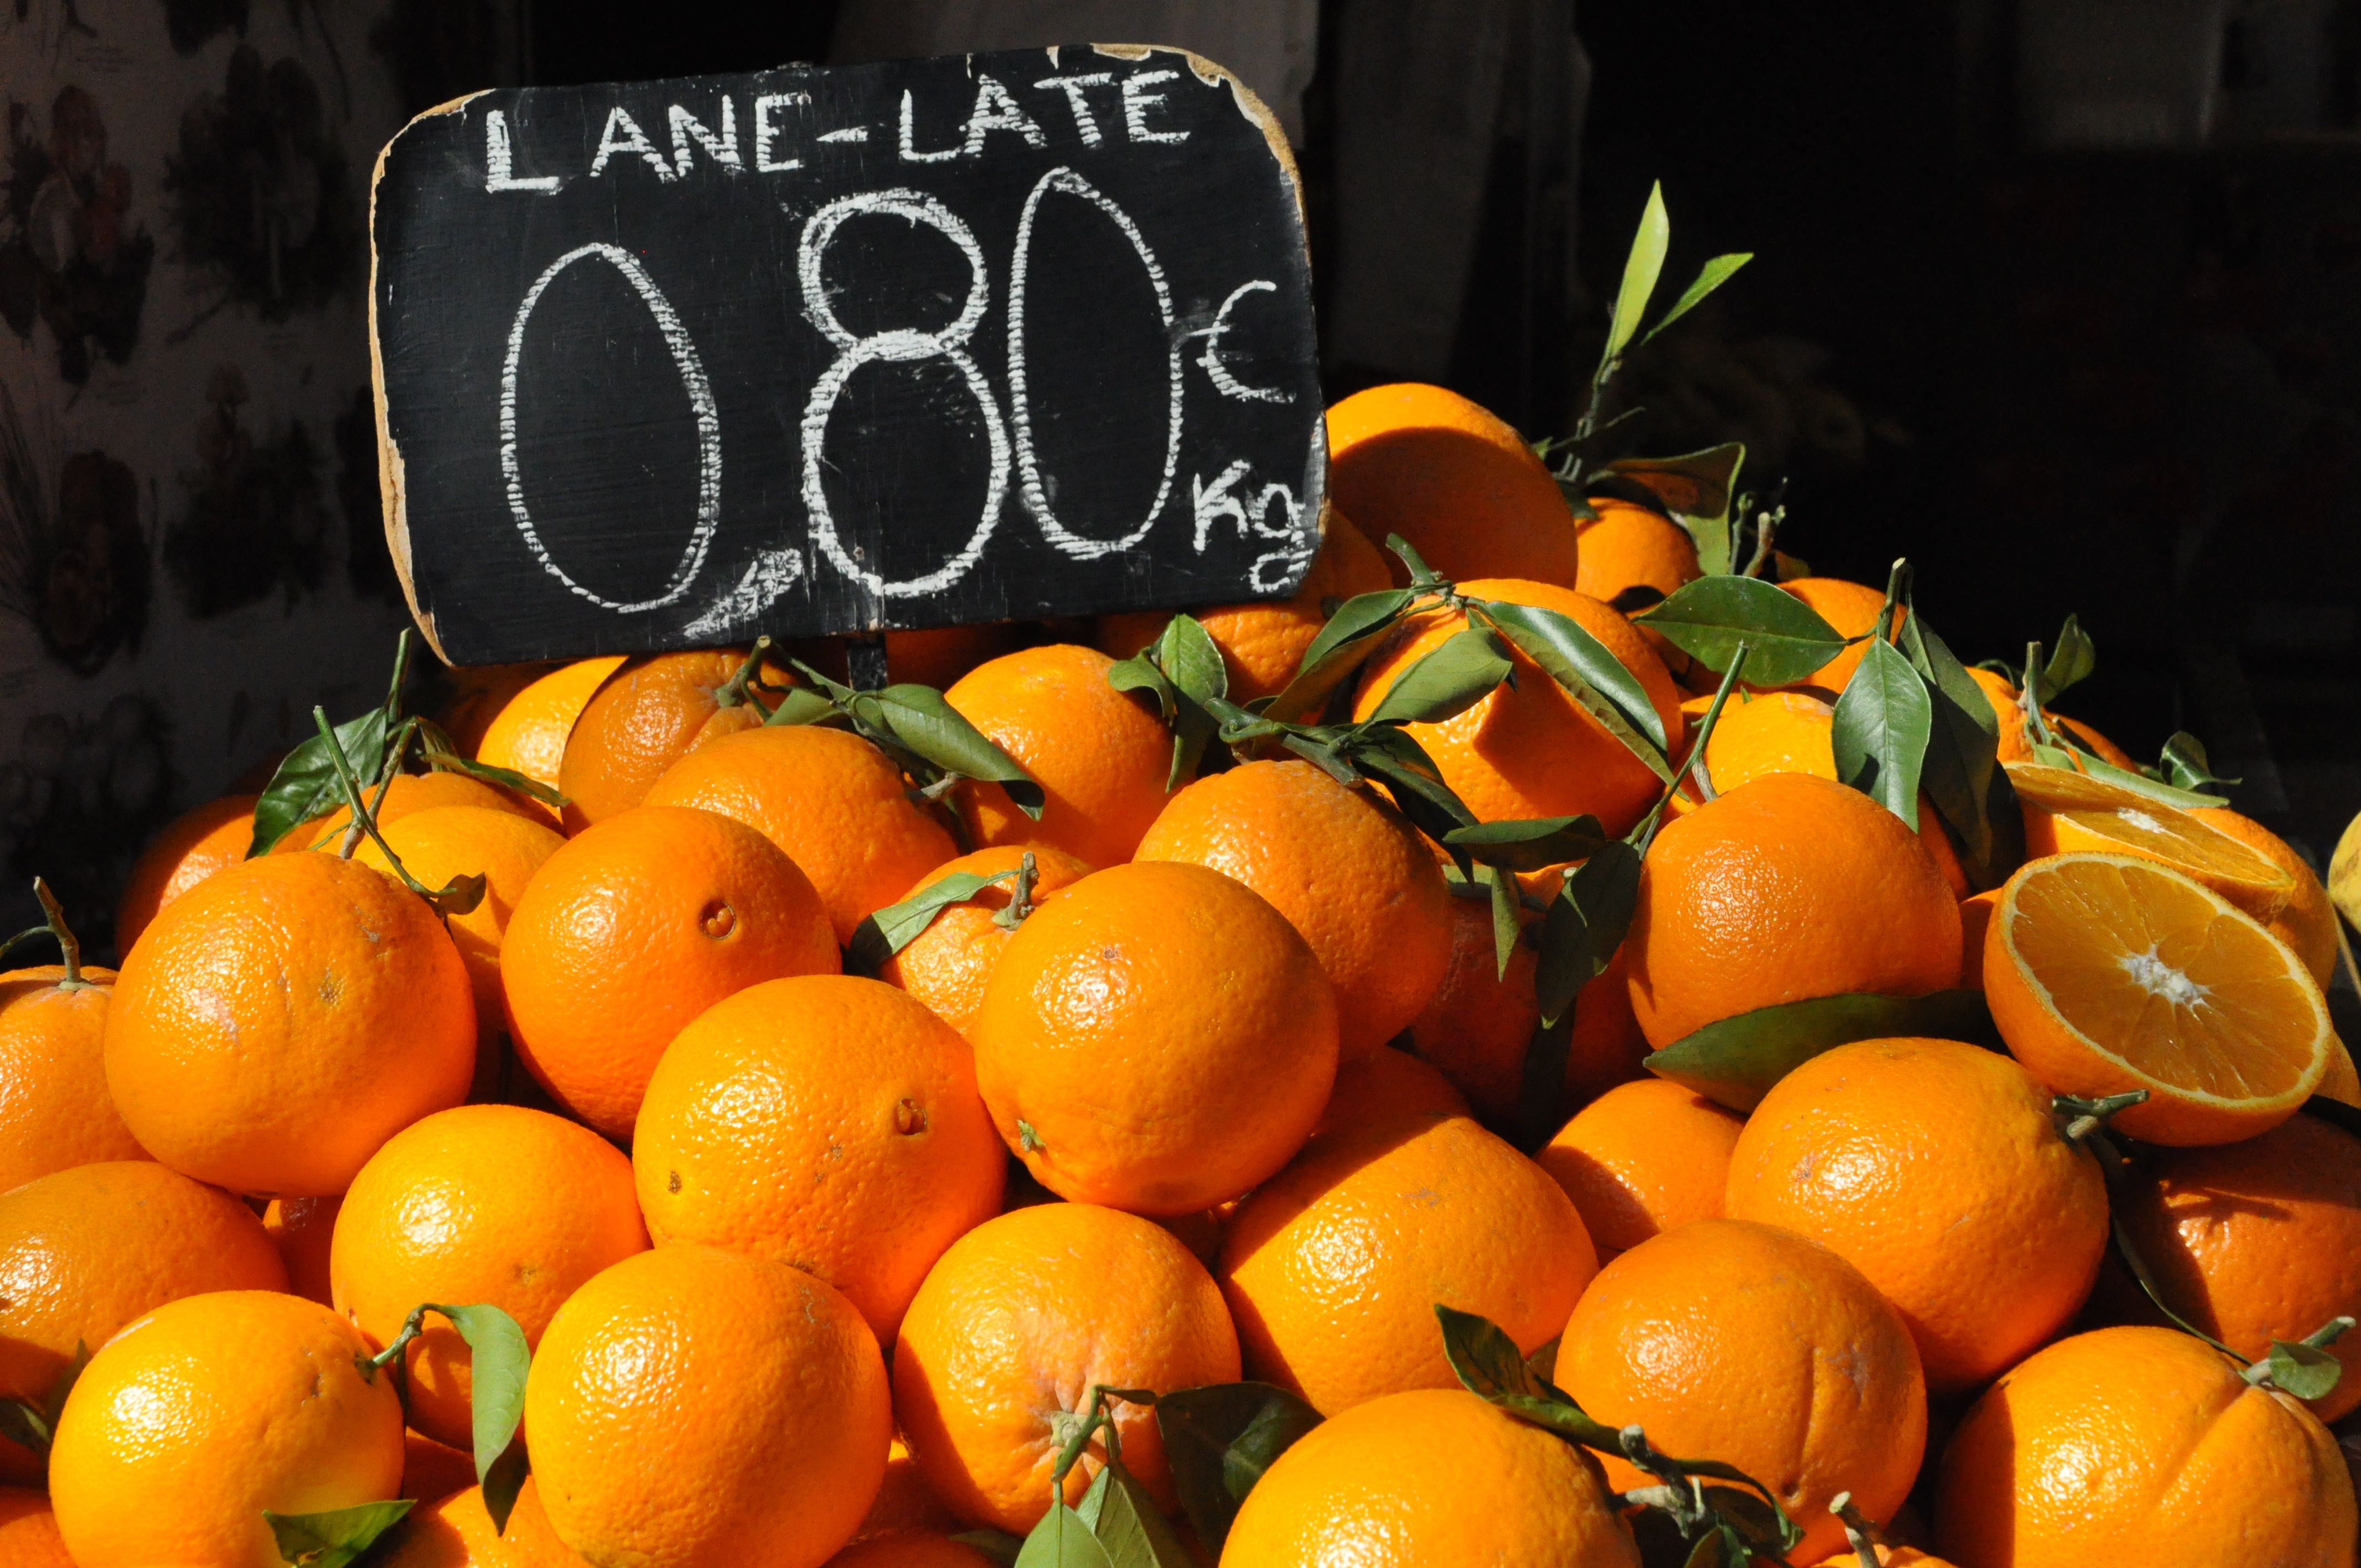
left=370, top=46, right=1324, bottom=667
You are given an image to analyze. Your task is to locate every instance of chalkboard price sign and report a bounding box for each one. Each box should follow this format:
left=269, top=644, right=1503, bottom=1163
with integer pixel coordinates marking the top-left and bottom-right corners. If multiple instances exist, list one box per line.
left=371, top=46, right=1324, bottom=667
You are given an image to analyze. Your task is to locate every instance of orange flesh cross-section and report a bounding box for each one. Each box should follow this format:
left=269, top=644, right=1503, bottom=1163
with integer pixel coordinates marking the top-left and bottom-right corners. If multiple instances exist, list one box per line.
left=2005, top=763, right=2293, bottom=918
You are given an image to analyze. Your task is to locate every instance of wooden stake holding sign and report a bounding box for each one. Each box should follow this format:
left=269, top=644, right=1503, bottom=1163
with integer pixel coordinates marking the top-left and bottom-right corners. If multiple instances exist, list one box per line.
left=369, top=46, right=1323, bottom=669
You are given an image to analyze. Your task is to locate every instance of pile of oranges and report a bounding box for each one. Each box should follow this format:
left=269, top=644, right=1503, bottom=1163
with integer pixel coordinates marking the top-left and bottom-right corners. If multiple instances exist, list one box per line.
left=2, top=378, right=2358, bottom=1568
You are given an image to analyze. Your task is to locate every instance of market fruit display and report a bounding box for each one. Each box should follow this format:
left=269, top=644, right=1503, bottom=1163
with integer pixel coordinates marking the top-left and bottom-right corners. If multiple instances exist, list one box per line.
left=4, top=203, right=2358, bottom=1568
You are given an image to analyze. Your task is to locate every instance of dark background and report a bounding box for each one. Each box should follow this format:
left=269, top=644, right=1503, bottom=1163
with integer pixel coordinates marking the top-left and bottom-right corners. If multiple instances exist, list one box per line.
left=524, top=0, right=2361, bottom=872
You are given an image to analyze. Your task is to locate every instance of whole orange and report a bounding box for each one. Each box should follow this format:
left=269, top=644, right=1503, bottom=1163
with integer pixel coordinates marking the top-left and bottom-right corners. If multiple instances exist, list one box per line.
left=1561, top=1218, right=1927, bottom=1564
left=105, top=852, right=474, bottom=1195
left=1402, top=886, right=1540, bottom=1120
left=645, top=724, right=956, bottom=944
left=380, top=1476, right=587, bottom=1566
left=49, top=1291, right=405, bottom=1568
left=848, top=1436, right=962, bottom=1543
left=0, top=1161, right=285, bottom=1479
left=1135, top=759, right=1451, bottom=1059
left=1935, top=1325, right=2354, bottom=1567
left=943, top=644, right=1172, bottom=868
left=1351, top=578, right=1685, bottom=836
left=275, top=770, right=549, bottom=854
left=263, top=1195, right=338, bottom=1306
left=475, top=655, right=627, bottom=794
left=1218, top=1110, right=1596, bottom=1415
left=0, top=961, right=143, bottom=1192
left=1325, top=384, right=1579, bottom=586
left=526, top=1245, right=891, bottom=1568
left=1538, top=1076, right=1744, bottom=1258
left=972, top=861, right=1337, bottom=1213
left=1313, top=1045, right=1469, bottom=1139
left=891, top=1202, right=1240, bottom=1532
left=1221, top=1387, right=1638, bottom=1567
left=1778, top=578, right=1897, bottom=692
left=398, top=1428, right=476, bottom=1505
left=2189, top=805, right=2341, bottom=987
left=875, top=845, right=1093, bottom=1039
left=1095, top=512, right=1392, bottom=701
left=1724, top=1037, right=2109, bottom=1392
left=331, top=1104, right=650, bottom=1450
left=0, top=1487, right=72, bottom=1568
left=633, top=974, right=1004, bottom=1342
left=499, top=805, right=840, bottom=1139
left=114, top=793, right=256, bottom=953
left=824, top=1533, right=997, bottom=1568
left=1573, top=497, right=1700, bottom=603
left=354, top=805, right=565, bottom=1045
left=1624, top=771, right=1962, bottom=1048
left=2109, top=1113, right=2361, bottom=1423
left=557, top=647, right=779, bottom=831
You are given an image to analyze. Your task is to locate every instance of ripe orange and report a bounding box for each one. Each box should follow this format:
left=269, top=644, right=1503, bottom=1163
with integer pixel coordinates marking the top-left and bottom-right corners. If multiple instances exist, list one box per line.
left=1984, top=853, right=2331, bottom=1145
left=0, top=1161, right=286, bottom=1480
left=1811, top=1549, right=1956, bottom=1568
left=263, top=1195, right=338, bottom=1306
left=645, top=725, right=956, bottom=944
left=825, top=1534, right=997, bottom=1568
left=1218, top=1110, right=1596, bottom=1415
left=527, top=1245, right=891, bottom=1568
left=848, top=1437, right=962, bottom=1543
left=331, top=1104, right=650, bottom=1450
left=2189, top=805, right=2341, bottom=987
left=398, top=1428, right=477, bottom=1505
left=0, top=961, right=143, bottom=1192
left=49, top=1291, right=405, bottom=1568
left=113, top=793, right=255, bottom=953
left=1724, top=1038, right=2109, bottom=1391
left=2008, top=763, right=2294, bottom=922
left=633, top=975, right=1004, bottom=1342
left=557, top=647, right=780, bottom=831
left=1313, top=1044, right=1469, bottom=1139
left=1538, top=1077, right=1744, bottom=1258
left=943, top=644, right=1172, bottom=869
left=1563, top=947, right=1655, bottom=1107
left=381, top=1476, right=589, bottom=1566
left=1562, top=1218, right=1927, bottom=1564
left=1220, top=1387, right=1640, bottom=1567
left=353, top=805, right=566, bottom=1046
left=1096, top=513, right=1392, bottom=703
left=475, top=655, right=627, bottom=793
left=1135, top=759, right=1451, bottom=1059
left=499, top=805, right=840, bottom=1139
left=1957, top=888, right=2000, bottom=989
left=1778, top=577, right=1896, bottom=692
left=972, top=861, right=1337, bottom=1214
left=1573, top=496, right=1700, bottom=603
left=0, top=1488, right=72, bottom=1568
left=1624, top=772, right=1963, bottom=1048
left=2109, top=1113, right=2361, bottom=1423
left=105, top=851, right=474, bottom=1195
left=1934, top=1326, right=2355, bottom=1567
left=1325, top=384, right=1579, bottom=586
left=875, top=845, right=1093, bottom=1039
left=892, top=1202, right=1241, bottom=1532
left=277, top=769, right=550, bottom=854
left=1352, top=578, right=1687, bottom=835
left=1403, top=887, right=1540, bottom=1120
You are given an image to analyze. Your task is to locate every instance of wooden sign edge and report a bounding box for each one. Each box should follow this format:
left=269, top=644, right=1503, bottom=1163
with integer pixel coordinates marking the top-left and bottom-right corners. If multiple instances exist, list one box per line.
left=368, top=48, right=1324, bottom=671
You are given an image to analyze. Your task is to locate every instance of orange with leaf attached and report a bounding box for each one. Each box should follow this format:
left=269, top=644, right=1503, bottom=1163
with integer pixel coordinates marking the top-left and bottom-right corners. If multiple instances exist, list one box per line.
left=557, top=646, right=781, bottom=831
left=875, top=845, right=1093, bottom=1040
left=944, top=645, right=1172, bottom=870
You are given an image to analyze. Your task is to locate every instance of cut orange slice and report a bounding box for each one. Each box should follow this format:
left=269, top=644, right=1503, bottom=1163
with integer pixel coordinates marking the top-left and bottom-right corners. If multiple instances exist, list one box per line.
left=1985, top=853, right=2330, bottom=1145
left=2006, top=763, right=2294, bottom=922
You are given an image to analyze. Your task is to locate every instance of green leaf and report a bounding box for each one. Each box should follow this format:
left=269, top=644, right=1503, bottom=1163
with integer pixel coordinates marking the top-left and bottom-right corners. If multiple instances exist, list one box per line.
left=1443, top=815, right=1608, bottom=872
left=423, top=1302, right=530, bottom=1524
left=1830, top=638, right=1931, bottom=830
left=1075, top=1462, right=1196, bottom=1568
left=1487, top=865, right=1522, bottom=981
left=1644, top=989, right=2000, bottom=1112
left=1106, top=653, right=1177, bottom=718
left=1899, top=614, right=2021, bottom=890
left=1606, top=182, right=1671, bottom=360
left=953, top=1533, right=1027, bottom=1568
left=1597, top=444, right=1747, bottom=578
left=1633, top=576, right=1845, bottom=688
left=1156, top=615, right=1229, bottom=707
left=1480, top=600, right=1669, bottom=755
left=0, top=1398, right=50, bottom=1455
left=2157, top=732, right=2240, bottom=794
left=847, top=870, right=1019, bottom=974
left=1433, top=1305, right=1623, bottom=1448
left=1336, top=726, right=1479, bottom=848
left=1156, top=1382, right=1324, bottom=1553
left=1524, top=1336, right=1561, bottom=1387
left=1533, top=843, right=1641, bottom=1029
left=865, top=685, right=1047, bottom=820
left=2264, top=1338, right=2345, bottom=1402
left=1642, top=253, right=1753, bottom=344
left=1362, top=627, right=1514, bottom=726
left=481, top=1440, right=529, bottom=1537
left=1014, top=1502, right=1116, bottom=1568
left=764, top=685, right=841, bottom=727
left=264, top=1500, right=415, bottom=1567
left=1265, top=589, right=1418, bottom=724
left=2032, top=614, right=2097, bottom=705
left=248, top=707, right=390, bottom=856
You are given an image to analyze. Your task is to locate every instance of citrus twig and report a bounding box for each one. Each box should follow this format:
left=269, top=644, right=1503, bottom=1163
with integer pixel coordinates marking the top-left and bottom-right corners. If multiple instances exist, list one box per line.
left=2053, top=1089, right=2147, bottom=1144
left=993, top=852, right=1041, bottom=930
left=0, top=877, right=95, bottom=988
left=339, top=718, right=417, bottom=860
left=2241, top=1315, right=2356, bottom=1391
left=311, top=708, right=485, bottom=918
left=711, top=636, right=775, bottom=711
left=1828, top=1490, right=1883, bottom=1568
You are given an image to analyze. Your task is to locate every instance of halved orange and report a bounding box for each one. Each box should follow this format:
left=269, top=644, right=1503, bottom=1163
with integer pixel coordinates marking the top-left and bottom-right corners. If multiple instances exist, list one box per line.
left=1984, top=853, right=2331, bottom=1145
left=2006, top=763, right=2294, bottom=922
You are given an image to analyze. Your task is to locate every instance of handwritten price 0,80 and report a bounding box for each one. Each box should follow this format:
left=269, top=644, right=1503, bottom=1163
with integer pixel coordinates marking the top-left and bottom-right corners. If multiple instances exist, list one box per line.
left=496, top=168, right=1306, bottom=629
